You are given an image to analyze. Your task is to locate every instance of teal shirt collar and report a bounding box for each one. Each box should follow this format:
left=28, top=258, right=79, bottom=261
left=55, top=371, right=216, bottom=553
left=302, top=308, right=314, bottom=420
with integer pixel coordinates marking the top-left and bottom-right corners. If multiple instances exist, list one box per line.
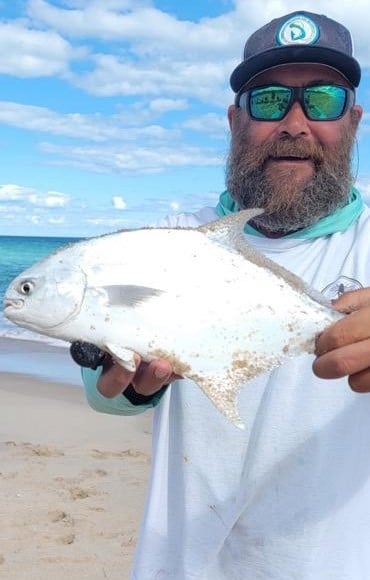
left=215, top=188, right=365, bottom=239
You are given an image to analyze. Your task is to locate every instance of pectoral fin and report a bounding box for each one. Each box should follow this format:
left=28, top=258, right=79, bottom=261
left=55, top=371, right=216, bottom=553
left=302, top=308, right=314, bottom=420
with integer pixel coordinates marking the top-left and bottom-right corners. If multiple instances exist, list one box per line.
left=105, top=343, right=137, bottom=372
left=96, top=285, right=163, bottom=307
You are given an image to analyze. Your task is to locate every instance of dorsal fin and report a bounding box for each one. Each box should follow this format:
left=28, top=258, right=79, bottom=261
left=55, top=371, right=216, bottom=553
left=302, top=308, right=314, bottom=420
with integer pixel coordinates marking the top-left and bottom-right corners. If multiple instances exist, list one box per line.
left=197, top=208, right=263, bottom=245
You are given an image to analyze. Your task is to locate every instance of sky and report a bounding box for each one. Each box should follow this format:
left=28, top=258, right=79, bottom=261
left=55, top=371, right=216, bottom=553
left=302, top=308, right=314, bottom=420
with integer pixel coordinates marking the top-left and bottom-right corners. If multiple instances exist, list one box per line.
left=1, top=0, right=370, bottom=237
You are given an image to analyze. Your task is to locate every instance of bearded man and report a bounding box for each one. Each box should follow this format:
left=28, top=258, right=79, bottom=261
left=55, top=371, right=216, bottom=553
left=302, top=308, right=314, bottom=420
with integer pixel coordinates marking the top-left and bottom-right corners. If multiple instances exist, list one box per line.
left=226, top=66, right=360, bottom=237
left=82, top=11, right=370, bottom=580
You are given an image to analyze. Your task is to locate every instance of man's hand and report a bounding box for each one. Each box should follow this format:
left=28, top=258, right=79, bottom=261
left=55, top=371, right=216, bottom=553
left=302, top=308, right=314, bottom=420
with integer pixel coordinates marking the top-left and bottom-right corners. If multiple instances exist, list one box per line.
left=97, top=354, right=179, bottom=398
left=313, top=288, right=370, bottom=392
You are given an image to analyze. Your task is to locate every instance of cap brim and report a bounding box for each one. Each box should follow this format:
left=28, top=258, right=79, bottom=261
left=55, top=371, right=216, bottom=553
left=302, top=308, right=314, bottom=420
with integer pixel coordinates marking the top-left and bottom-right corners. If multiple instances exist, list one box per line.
left=230, top=45, right=361, bottom=92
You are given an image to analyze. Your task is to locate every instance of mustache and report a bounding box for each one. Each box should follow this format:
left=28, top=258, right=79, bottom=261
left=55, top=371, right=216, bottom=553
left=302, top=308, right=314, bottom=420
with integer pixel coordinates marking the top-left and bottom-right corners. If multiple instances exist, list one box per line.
left=234, top=135, right=325, bottom=168
left=263, top=138, right=324, bottom=163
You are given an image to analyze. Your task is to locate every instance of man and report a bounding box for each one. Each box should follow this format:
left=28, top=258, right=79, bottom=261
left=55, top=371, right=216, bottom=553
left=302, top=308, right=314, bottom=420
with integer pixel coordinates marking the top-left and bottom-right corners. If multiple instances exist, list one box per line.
left=83, top=11, right=370, bottom=579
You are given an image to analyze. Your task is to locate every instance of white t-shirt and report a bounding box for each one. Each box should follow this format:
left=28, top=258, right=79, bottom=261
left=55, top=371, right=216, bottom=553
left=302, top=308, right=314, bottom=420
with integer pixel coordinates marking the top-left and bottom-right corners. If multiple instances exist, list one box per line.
left=129, top=206, right=370, bottom=580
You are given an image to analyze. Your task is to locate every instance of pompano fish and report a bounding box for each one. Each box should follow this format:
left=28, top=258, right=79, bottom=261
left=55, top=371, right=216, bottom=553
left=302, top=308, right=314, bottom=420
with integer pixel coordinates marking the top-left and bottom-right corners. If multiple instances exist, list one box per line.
left=3, top=209, right=341, bottom=428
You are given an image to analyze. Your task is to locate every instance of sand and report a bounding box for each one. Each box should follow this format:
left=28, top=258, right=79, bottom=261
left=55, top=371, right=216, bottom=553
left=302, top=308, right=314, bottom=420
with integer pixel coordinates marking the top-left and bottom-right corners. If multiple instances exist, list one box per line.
left=0, top=338, right=152, bottom=580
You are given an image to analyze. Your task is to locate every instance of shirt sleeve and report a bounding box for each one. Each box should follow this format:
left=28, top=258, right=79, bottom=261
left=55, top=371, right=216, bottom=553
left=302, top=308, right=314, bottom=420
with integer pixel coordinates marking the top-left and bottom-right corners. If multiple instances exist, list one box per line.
left=81, top=366, right=165, bottom=416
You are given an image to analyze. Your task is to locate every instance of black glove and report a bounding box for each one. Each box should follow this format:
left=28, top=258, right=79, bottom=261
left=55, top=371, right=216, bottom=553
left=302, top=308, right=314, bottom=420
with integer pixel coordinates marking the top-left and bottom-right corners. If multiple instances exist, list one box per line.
left=70, top=341, right=106, bottom=370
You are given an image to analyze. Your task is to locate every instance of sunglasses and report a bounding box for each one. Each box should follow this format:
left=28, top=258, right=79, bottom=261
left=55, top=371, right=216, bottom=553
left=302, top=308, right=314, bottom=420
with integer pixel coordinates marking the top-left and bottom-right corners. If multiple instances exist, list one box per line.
left=236, top=84, right=355, bottom=121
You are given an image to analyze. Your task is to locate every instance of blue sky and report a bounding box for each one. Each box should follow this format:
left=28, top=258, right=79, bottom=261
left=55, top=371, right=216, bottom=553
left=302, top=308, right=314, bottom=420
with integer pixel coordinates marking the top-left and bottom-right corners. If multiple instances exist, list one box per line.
left=1, top=0, right=370, bottom=237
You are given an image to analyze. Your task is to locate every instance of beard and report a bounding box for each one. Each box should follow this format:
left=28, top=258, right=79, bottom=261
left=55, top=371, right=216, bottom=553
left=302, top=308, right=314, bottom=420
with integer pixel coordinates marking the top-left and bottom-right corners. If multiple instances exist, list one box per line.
left=225, top=114, right=357, bottom=236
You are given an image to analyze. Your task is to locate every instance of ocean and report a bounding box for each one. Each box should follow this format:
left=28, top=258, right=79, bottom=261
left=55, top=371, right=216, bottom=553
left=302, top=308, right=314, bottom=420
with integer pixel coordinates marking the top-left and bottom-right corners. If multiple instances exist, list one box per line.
left=0, top=235, right=79, bottom=345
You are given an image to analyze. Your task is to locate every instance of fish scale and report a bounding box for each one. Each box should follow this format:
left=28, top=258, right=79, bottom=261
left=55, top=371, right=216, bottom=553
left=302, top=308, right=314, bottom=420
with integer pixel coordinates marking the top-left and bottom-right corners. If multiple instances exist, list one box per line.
left=3, top=209, right=341, bottom=428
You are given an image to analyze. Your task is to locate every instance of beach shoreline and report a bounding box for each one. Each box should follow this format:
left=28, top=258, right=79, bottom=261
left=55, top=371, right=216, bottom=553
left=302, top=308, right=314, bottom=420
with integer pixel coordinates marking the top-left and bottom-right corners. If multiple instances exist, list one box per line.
left=0, top=337, right=151, bottom=579
left=0, top=336, right=82, bottom=386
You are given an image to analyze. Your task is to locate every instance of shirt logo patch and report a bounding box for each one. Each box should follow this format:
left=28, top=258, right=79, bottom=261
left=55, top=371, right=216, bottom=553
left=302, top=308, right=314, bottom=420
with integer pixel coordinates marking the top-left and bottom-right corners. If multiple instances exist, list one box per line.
left=277, top=15, right=319, bottom=46
left=321, top=276, right=363, bottom=300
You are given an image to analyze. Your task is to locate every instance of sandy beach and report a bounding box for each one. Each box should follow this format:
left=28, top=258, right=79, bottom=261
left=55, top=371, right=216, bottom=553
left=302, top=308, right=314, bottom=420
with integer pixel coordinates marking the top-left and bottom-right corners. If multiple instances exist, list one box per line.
left=0, top=338, right=152, bottom=580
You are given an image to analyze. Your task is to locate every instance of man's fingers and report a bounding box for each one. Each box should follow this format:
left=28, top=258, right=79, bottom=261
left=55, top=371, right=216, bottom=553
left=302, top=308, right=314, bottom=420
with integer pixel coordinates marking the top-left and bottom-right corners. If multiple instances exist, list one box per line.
left=348, top=368, right=370, bottom=393
left=313, top=339, right=370, bottom=380
left=97, top=354, right=140, bottom=398
left=97, top=356, right=179, bottom=399
left=131, top=359, right=176, bottom=396
left=314, top=289, right=370, bottom=392
left=315, top=307, right=370, bottom=355
left=331, top=287, right=370, bottom=313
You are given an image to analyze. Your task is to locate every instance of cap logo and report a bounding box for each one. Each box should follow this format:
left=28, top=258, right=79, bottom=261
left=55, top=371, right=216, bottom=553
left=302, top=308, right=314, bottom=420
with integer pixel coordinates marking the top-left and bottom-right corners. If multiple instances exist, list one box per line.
left=277, top=15, right=319, bottom=46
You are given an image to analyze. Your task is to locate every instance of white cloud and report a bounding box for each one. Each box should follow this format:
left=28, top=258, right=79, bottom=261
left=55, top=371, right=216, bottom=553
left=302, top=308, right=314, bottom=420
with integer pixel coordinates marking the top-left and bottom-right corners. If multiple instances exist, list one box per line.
left=0, top=22, right=76, bottom=77
left=22, top=0, right=370, bottom=120
left=0, top=183, right=70, bottom=207
left=71, top=54, right=230, bottom=104
left=0, top=101, right=180, bottom=142
left=40, top=141, right=224, bottom=173
left=170, top=201, right=180, bottom=211
left=0, top=204, right=26, bottom=214
left=28, top=215, right=41, bottom=224
left=29, top=191, right=70, bottom=207
left=0, top=0, right=366, bottom=109
left=86, top=217, right=129, bottom=227
left=48, top=216, right=66, bottom=224
left=27, top=0, right=236, bottom=55
left=149, top=98, right=188, bottom=114
left=112, top=195, right=127, bottom=210
left=0, top=184, right=33, bottom=200
left=26, top=0, right=237, bottom=104
left=181, top=112, right=228, bottom=139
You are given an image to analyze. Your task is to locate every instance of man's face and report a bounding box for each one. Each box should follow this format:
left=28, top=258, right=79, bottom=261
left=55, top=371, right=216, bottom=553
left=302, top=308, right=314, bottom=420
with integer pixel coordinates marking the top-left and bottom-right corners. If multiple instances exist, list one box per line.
left=226, top=64, right=363, bottom=236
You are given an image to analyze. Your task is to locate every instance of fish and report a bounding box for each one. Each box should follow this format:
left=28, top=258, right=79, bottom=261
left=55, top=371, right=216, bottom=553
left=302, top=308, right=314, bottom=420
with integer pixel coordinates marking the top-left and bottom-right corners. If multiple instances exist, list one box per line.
left=3, top=209, right=341, bottom=428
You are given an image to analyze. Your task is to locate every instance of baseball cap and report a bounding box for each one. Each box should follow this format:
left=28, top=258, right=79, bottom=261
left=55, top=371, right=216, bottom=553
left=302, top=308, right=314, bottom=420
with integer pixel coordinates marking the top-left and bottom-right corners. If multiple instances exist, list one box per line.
left=230, top=11, right=361, bottom=93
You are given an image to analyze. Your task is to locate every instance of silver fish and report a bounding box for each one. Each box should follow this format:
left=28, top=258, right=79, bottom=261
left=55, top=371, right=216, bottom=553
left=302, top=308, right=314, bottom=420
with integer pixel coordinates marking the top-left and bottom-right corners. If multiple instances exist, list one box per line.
left=3, top=209, right=341, bottom=428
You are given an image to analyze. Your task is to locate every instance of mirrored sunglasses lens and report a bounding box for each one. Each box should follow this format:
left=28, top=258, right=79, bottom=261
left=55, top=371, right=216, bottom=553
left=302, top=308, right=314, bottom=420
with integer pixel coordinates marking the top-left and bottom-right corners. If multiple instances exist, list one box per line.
left=249, top=87, right=291, bottom=120
left=304, top=86, right=347, bottom=120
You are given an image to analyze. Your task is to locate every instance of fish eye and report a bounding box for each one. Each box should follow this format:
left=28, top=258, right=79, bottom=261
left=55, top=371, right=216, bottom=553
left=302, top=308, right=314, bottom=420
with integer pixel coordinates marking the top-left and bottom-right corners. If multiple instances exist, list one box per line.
left=19, top=280, right=34, bottom=295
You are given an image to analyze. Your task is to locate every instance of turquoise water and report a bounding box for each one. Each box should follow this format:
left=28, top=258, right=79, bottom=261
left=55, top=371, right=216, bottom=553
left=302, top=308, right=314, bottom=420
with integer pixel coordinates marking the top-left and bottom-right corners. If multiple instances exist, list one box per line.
left=0, top=235, right=79, bottom=342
